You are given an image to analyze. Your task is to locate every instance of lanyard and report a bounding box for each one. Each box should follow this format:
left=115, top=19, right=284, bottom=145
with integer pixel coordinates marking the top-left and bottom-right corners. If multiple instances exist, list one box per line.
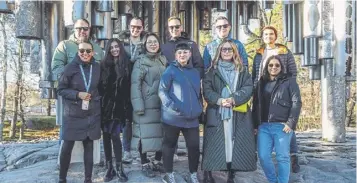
left=130, top=40, right=138, bottom=60
left=79, top=65, right=92, bottom=92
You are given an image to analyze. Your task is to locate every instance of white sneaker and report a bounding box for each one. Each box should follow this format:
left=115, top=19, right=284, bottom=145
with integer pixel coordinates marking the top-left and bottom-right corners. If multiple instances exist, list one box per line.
left=188, top=172, right=199, bottom=183
left=173, top=154, right=179, bottom=162
left=162, top=172, right=176, bottom=183
left=122, top=151, right=133, bottom=164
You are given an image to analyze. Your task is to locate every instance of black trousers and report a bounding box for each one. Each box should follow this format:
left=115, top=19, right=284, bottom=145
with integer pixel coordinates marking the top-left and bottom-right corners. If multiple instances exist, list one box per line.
left=162, top=123, right=200, bottom=173
left=138, top=140, right=162, bottom=164
left=59, top=138, right=93, bottom=179
left=103, top=132, right=123, bottom=163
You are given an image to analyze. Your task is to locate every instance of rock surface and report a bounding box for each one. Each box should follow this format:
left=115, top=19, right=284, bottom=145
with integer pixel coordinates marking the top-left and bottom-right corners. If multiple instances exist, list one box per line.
left=0, top=128, right=355, bottom=183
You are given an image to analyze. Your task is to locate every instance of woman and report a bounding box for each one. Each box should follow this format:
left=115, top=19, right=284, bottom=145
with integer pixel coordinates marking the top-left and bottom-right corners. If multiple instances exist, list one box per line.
left=57, top=41, right=101, bottom=183
left=130, top=32, right=167, bottom=178
left=253, top=55, right=302, bottom=183
left=159, top=43, right=202, bottom=183
left=99, top=38, right=131, bottom=182
left=202, top=39, right=257, bottom=183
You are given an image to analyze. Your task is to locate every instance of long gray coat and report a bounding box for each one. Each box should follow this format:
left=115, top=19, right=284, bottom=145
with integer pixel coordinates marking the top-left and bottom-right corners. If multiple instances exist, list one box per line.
left=202, top=67, right=257, bottom=171
left=130, top=53, right=167, bottom=153
left=57, top=56, right=101, bottom=141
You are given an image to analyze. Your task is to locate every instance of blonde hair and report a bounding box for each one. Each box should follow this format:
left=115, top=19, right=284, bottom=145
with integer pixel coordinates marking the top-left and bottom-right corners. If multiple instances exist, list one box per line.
left=206, top=39, right=243, bottom=73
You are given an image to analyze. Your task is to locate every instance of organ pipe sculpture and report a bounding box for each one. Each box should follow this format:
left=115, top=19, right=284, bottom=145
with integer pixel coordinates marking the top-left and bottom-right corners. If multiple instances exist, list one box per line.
left=0, top=0, right=355, bottom=143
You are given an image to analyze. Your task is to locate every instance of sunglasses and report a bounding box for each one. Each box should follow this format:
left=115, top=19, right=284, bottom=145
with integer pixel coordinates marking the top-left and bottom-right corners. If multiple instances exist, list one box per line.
left=268, top=63, right=281, bottom=68
left=221, top=47, right=233, bottom=53
left=130, top=25, right=142, bottom=30
left=169, top=25, right=181, bottom=30
left=216, top=24, right=229, bottom=30
left=78, top=49, right=92, bottom=54
left=75, top=27, right=89, bottom=31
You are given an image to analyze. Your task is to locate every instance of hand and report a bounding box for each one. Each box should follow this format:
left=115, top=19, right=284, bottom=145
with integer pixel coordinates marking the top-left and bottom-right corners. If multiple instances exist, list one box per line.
left=221, top=99, right=232, bottom=108
left=226, top=98, right=235, bottom=105
left=282, top=124, right=292, bottom=133
left=78, top=92, right=91, bottom=101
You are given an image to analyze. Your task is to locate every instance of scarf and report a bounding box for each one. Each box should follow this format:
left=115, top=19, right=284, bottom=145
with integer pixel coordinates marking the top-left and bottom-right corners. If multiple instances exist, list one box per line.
left=218, top=60, right=239, bottom=121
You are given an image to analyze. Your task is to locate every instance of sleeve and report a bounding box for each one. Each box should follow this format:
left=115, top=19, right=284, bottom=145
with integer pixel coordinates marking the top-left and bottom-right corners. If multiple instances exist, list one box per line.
left=191, top=42, right=204, bottom=79
left=286, top=50, right=297, bottom=78
left=286, top=79, right=302, bottom=130
left=51, top=41, right=68, bottom=82
left=202, top=70, right=222, bottom=105
left=251, top=83, right=260, bottom=129
left=158, top=68, right=175, bottom=108
left=231, top=70, right=253, bottom=106
left=236, top=41, right=249, bottom=68
left=57, top=66, right=79, bottom=101
left=252, top=54, right=258, bottom=88
left=130, top=61, right=146, bottom=114
left=203, top=46, right=212, bottom=73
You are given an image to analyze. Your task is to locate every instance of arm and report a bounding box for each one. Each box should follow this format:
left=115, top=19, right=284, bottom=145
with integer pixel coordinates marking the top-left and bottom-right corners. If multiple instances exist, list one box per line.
left=203, top=46, right=212, bottom=73
left=130, top=61, right=146, bottom=114
left=191, top=42, right=204, bottom=78
left=236, top=41, right=249, bottom=68
left=231, top=70, right=253, bottom=106
left=158, top=69, right=176, bottom=109
left=286, top=50, right=297, bottom=78
left=57, top=66, right=79, bottom=101
left=51, top=41, right=67, bottom=82
left=251, top=85, right=260, bottom=129
left=252, top=54, right=257, bottom=88
left=286, top=79, right=302, bottom=130
left=202, top=71, right=222, bottom=105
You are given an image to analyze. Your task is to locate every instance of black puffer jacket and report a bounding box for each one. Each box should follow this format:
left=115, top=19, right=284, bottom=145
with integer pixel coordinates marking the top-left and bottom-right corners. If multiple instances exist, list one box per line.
left=252, top=74, right=302, bottom=130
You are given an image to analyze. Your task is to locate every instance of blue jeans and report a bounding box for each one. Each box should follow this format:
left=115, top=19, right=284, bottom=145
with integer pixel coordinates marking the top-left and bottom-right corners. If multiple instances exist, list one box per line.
left=290, top=131, right=298, bottom=154
left=258, top=123, right=293, bottom=183
left=122, top=121, right=132, bottom=152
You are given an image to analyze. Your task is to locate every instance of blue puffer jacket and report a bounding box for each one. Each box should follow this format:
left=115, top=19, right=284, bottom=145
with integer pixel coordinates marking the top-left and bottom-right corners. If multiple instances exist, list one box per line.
left=158, top=61, right=202, bottom=128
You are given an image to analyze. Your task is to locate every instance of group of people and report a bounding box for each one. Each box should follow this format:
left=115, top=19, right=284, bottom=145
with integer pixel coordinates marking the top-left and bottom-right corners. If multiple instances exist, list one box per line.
left=52, top=15, right=302, bottom=183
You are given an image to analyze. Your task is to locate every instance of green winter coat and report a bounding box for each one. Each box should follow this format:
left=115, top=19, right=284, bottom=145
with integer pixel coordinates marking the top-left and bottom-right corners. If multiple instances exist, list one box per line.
left=130, top=52, right=167, bottom=153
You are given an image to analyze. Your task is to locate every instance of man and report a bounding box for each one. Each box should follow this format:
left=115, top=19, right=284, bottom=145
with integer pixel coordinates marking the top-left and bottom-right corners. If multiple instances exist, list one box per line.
left=52, top=18, right=103, bottom=166
left=118, top=17, right=147, bottom=164
left=162, top=16, right=203, bottom=78
left=159, top=43, right=201, bottom=183
left=203, top=16, right=248, bottom=71
left=252, top=26, right=300, bottom=173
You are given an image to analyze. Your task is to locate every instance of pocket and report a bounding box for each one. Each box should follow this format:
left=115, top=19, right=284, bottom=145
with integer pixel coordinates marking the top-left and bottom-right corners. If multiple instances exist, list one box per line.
left=277, top=99, right=292, bottom=108
left=65, top=100, right=86, bottom=118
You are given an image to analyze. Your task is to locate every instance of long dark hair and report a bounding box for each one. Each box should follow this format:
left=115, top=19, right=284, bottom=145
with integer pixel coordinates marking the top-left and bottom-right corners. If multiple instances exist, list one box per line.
left=101, top=38, right=130, bottom=86
left=142, top=32, right=161, bottom=53
left=261, top=55, right=285, bottom=81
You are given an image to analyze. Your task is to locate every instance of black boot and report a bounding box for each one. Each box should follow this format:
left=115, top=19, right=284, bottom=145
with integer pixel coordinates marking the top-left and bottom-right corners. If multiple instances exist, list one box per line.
left=227, top=163, right=235, bottom=183
left=58, top=179, right=66, bottom=183
left=104, top=161, right=116, bottom=182
left=203, top=171, right=215, bottom=183
left=116, top=162, right=128, bottom=182
left=84, top=177, right=92, bottom=183
left=291, top=155, right=301, bottom=173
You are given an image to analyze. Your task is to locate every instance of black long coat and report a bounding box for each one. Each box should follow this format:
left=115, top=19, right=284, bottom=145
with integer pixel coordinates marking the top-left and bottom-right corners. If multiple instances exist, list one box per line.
left=57, top=56, right=101, bottom=141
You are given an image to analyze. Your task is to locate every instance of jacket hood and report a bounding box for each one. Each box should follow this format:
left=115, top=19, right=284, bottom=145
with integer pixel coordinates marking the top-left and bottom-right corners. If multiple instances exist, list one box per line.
left=256, top=43, right=289, bottom=55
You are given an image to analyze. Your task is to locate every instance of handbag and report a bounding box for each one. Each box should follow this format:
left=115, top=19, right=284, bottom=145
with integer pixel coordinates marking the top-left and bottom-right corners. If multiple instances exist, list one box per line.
left=226, top=85, right=249, bottom=113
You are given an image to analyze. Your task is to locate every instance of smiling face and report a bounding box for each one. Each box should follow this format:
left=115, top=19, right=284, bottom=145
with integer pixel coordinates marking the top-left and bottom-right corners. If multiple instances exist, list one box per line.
left=168, top=19, right=182, bottom=38
left=78, top=42, right=93, bottom=62
left=263, top=28, right=277, bottom=45
left=175, top=49, right=191, bottom=66
left=130, top=19, right=143, bottom=38
left=267, top=58, right=281, bottom=76
left=74, top=20, right=90, bottom=42
left=145, top=35, right=159, bottom=53
left=220, top=42, right=234, bottom=61
left=110, top=41, right=120, bottom=57
left=215, top=19, right=231, bottom=39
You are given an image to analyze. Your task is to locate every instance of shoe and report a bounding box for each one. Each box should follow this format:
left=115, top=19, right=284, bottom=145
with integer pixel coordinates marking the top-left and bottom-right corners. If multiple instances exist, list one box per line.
left=203, top=171, right=215, bottom=183
left=187, top=172, right=199, bottom=183
left=291, top=155, right=301, bottom=173
left=227, top=170, right=235, bottom=183
left=116, top=162, right=128, bottom=182
left=152, top=160, right=165, bottom=173
left=58, top=179, right=66, bottom=183
left=142, top=163, right=155, bottom=178
left=162, top=172, right=176, bottom=183
left=84, top=177, right=92, bottom=183
left=173, top=154, right=179, bottom=162
left=122, top=151, right=133, bottom=164
left=104, top=161, right=116, bottom=182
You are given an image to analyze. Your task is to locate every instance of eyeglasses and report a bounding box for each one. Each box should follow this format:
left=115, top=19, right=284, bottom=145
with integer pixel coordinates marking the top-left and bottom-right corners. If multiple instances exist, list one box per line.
left=78, top=49, right=92, bottom=54
left=75, top=27, right=89, bottom=31
left=169, top=25, right=181, bottom=30
left=130, top=25, right=142, bottom=30
left=268, top=63, right=280, bottom=68
left=221, top=47, right=233, bottom=53
left=216, top=24, right=229, bottom=30
left=147, top=40, right=159, bottom=45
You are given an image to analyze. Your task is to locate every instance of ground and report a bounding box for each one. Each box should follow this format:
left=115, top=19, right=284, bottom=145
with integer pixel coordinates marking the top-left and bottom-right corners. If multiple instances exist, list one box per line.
left=0, top=128, right=355, bottom=183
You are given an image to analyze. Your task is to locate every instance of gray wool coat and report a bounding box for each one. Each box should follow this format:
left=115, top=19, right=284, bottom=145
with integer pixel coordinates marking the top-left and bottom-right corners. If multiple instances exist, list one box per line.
left=202, top=67, right=257, bottom=171
left=130, top=53, right=167, bottom=153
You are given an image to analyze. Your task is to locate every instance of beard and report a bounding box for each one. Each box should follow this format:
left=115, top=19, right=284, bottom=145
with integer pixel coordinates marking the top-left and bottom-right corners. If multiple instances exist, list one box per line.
left=77, top=35, right=89, bottom=42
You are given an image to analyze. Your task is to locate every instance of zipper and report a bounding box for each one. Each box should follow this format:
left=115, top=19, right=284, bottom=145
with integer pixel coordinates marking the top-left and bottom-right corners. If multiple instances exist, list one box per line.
left=268, top=80, right=280, bottom=123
